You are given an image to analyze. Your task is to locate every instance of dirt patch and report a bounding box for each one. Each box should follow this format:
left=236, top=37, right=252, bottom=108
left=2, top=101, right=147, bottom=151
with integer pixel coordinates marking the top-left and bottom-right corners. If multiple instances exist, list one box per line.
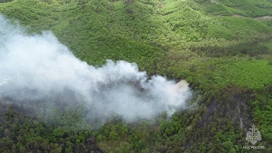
left=232, top=14, right=246, bottom=18
left=255, top=16, right=272, bottom=21
left=216, top=14, right=272, bottom=21
left=216, top=14, right=248, bottom=18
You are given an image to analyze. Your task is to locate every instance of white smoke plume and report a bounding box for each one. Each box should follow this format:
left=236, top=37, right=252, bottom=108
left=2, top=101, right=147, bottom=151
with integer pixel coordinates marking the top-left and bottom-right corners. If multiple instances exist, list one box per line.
left=0, top=15, right=192, bottom=122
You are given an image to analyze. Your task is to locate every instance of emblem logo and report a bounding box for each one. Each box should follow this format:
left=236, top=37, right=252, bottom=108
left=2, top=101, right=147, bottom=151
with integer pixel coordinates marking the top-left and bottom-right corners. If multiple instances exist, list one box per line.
left=246, top=124, right=262, bottom=145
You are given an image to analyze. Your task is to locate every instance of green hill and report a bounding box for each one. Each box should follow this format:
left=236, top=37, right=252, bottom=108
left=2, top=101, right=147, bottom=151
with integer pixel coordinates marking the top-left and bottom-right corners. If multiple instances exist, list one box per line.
left=0, top=0, right=272, bottom=152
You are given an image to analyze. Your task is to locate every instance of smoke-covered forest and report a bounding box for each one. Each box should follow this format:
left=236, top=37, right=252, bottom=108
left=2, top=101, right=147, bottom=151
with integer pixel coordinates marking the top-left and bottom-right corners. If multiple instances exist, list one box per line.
left=0, top=0, right=272, bottom=152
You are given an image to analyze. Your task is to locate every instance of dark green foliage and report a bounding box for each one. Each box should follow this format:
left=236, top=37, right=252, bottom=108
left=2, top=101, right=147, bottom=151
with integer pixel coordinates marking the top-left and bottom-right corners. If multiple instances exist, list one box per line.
left=0, top=0, right=12, bottom=3
left=0, top=102, right=103, bottom=153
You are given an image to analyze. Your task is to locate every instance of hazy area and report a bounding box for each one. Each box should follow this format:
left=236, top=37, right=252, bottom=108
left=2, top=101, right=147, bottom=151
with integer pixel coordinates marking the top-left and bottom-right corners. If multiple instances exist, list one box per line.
left=0, top=15, right=191, bottom=122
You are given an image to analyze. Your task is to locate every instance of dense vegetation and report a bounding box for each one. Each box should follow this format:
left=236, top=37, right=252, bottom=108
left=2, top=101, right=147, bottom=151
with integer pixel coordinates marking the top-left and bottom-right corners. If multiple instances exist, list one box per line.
left=0, top=0, right=272, bottom=152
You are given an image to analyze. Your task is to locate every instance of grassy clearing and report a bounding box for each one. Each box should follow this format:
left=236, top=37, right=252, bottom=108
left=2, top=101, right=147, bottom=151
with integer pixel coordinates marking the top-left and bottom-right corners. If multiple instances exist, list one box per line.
left=195, top=0, right=272, bottom=17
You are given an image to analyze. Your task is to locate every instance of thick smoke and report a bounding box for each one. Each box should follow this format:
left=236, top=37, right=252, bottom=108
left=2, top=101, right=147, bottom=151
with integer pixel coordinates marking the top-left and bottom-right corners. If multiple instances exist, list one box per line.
left=0, top=15, right=191, bottom=122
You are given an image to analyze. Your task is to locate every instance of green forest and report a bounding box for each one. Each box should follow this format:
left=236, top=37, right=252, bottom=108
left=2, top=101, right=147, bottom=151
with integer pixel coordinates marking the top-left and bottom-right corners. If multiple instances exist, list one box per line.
left=0, top=0, right=272, bottom=152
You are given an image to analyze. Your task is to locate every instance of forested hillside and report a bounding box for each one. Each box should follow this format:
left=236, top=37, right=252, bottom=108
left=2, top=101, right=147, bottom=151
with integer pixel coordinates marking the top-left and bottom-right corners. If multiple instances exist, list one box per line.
left=0, top=0, right=272, bottom=152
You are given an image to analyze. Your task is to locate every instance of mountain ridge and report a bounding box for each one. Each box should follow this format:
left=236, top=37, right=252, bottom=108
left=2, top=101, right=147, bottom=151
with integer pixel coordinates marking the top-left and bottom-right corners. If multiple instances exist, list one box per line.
left=0, top=0, right=272, bottom=152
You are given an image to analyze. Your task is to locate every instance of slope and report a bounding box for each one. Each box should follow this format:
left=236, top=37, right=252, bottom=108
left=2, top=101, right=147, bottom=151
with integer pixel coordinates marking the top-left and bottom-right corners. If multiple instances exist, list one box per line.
left=0, top=0, right=272, bottom=152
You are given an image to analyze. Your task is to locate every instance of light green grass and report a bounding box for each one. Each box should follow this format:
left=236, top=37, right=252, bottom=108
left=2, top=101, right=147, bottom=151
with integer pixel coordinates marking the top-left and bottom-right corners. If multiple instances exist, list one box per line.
left=1, top=0, right=272, bottom=90
left=1, top=1, right=272, bottom=152
left=195, top=0, right=272, bottom=17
